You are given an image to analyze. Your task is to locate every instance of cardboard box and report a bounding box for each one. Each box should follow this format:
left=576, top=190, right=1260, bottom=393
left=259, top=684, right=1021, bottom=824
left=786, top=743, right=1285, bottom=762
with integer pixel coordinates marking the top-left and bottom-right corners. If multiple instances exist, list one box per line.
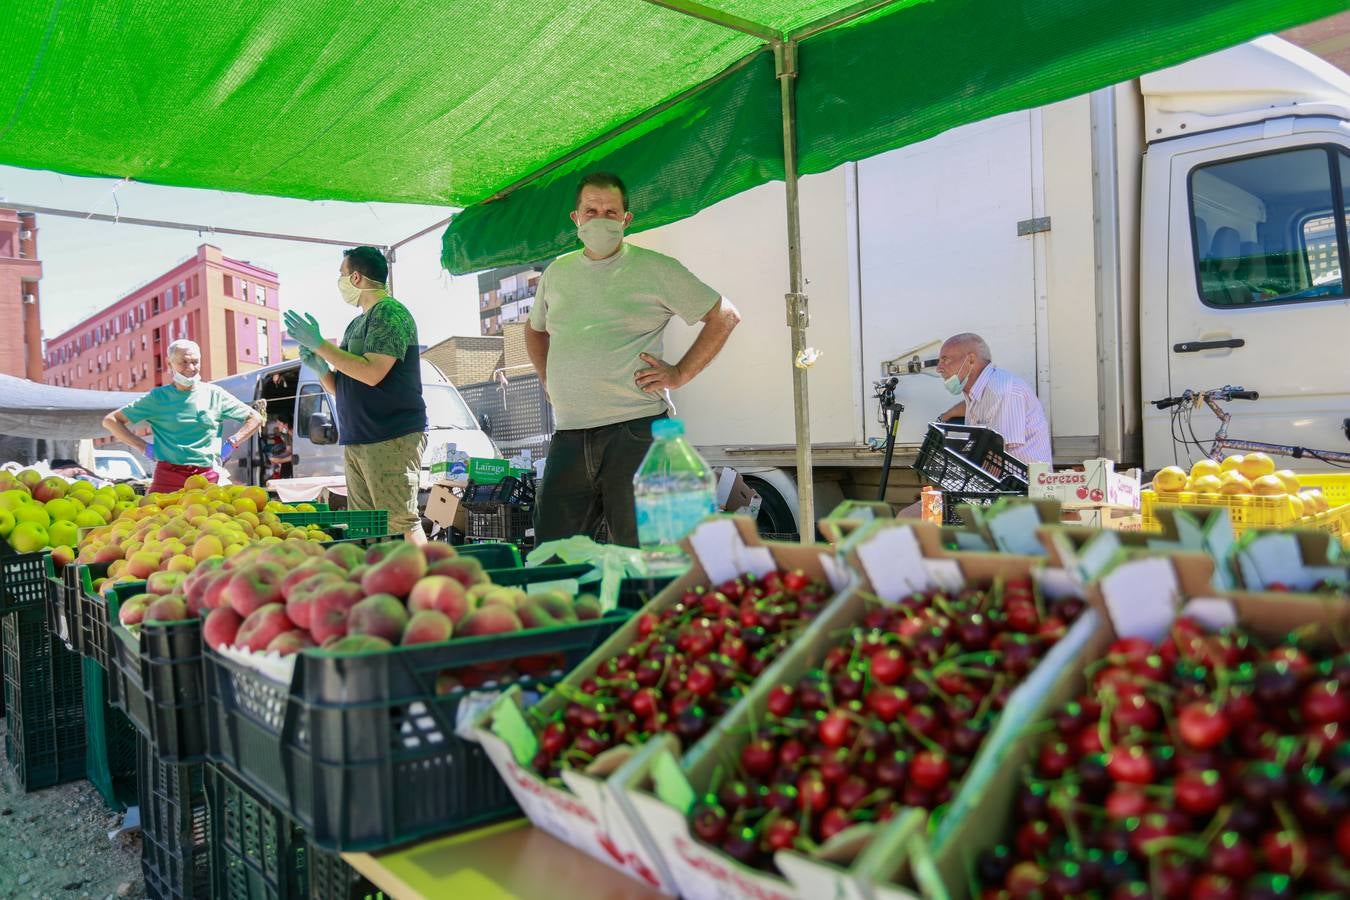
left=617, top=520, right=1098, bottom=900
left=713, top=467, right=761, bottom=517
left=1027, top=458, right=1141, bottom=509
left=468, top=457, right=511, bottom=484
left=473, top=517, right=850, bottom=896
left=424, top=479, right=468, bottom=531
left=1060, top=506, right=1143, bottom=531
left=901, top=552, right=1350, bottom=899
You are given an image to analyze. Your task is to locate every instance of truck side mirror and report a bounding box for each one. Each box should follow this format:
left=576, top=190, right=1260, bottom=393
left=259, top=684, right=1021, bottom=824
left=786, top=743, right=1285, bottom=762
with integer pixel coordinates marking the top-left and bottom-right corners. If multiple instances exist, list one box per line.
left=309, top=413, right=337, bottom=445
left=478, top=412, right=492, bottom=436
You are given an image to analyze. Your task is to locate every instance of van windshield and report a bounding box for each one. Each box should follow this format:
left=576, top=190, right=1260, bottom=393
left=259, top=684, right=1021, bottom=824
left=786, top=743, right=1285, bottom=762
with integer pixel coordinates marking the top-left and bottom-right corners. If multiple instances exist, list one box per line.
left=424, top=384, right=478, bottom=430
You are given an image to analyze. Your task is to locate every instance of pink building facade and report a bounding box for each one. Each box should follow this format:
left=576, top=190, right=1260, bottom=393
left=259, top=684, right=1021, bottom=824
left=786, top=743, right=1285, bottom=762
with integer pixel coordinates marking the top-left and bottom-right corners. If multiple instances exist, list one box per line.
left=44, top=244, right=281, bottom=390
left=0, top=209, right=44, bottom=380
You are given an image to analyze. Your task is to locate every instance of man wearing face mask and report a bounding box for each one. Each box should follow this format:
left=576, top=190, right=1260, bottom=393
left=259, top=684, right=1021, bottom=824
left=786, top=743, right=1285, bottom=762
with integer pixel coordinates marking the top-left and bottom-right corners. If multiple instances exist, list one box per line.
left=283, top=246, right=429, bottom=544
left=934, top=332, right=1051, bottom=464
left=525, top=172, right=741, bottom=547
left=102, top=339, right=263, bottom=494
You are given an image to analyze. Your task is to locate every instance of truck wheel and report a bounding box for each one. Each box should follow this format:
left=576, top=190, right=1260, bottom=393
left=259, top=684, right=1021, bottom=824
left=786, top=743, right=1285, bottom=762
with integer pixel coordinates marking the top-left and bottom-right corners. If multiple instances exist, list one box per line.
left=742, top=475, right=799, bottom=543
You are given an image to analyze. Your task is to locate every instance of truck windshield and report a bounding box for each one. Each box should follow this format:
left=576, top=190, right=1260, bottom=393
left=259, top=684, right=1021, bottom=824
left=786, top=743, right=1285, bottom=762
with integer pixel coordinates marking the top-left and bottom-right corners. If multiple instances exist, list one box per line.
left=424, top=384, right=478, bottom=430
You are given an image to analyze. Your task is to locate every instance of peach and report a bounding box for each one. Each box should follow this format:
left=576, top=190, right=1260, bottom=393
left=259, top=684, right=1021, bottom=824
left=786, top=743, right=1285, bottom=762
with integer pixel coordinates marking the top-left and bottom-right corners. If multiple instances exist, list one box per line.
left=574, top=594, right=602, bottom=621
left=347, top=594, right=411, bottom=643
left=118, top=593, right=153, bottom=627
left=192, top=534, right=224, bottom=563
left=281, top=560, right=345, bottom=600
left=284, top=573, right=346, bottom=631
left=203, top=607, right=243, bottom=650
left=427, top=556, right=488, bottom=588
left=310, top=582, right=365, bottom=645
left=94, top=544, right=126, bottom=564
left=517, top=600, right=561, bottom=630
left=265, top=630, right=315, bottom=657
left=324, top=543, right=366, bottom=570
left=144, top=594, right=188, bottom=623
left=363, top=540, right=405, bottom=566
left=223, top=562, right=287, bottom=617
left=421, top=542, right=457, bottom=563
left=401, top=610, right=453, bottom=646
left=456, top=606, right=523, bottom=638
left=146, top=570, right=186, bottom=596
left=407, top=576, right=472, bottom=626
left=235, top=603, right=293, bottom=652
left=361, top=543, right=428, bottom=599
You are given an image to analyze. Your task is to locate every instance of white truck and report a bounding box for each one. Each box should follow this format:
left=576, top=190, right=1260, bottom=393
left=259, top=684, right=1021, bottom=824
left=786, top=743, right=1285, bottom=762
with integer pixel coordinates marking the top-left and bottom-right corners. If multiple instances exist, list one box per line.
left=625, top=36, right=1350, bottom=536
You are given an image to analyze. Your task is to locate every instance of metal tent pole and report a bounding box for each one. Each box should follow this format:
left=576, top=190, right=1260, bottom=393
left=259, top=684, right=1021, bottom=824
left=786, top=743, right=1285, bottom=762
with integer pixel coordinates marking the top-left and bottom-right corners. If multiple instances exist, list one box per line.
left=775, top=39, right=815, bottom=539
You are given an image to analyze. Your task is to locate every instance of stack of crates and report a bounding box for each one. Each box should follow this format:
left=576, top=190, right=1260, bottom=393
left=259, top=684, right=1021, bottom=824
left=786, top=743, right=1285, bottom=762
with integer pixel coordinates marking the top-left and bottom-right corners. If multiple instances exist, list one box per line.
left=1, top=540, right=85, bottom=791
left=462, top=475, right=535, bottom=548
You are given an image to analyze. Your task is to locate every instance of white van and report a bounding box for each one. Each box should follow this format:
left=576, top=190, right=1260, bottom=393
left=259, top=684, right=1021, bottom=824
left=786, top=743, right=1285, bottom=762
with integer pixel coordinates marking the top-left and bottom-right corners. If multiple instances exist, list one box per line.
left=213, top=358, right=497, bottom=488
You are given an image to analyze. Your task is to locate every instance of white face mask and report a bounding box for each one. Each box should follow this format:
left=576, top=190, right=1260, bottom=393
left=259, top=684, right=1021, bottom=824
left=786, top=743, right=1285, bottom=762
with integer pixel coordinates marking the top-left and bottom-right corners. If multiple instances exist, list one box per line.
left=577, top=217, right=624, bottom=257
left=338, top=274, right=385, bottom=306
left=172, top=371, right=199, bottom=388
left=943, top=358, right=971, bottom=396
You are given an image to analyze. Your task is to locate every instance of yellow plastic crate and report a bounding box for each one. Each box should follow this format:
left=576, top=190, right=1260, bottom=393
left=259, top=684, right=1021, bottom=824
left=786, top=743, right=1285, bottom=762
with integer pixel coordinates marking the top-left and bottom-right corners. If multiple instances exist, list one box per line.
left=1297, top=473, right=1350, bottom=509
left=1141, top=489, right=1349, bottom=538
left=1140, top=489, right=1301, bottom=535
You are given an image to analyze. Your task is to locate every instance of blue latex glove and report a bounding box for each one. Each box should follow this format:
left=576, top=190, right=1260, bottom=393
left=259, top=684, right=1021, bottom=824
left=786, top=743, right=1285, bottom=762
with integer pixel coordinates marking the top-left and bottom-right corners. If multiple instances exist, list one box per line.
left=299, top=345, right=330, bottom=376
left=283, top=310, right=324, bottom=350
left=143, top=441, right=155, bottom=462
left=220, top=438, right=237, bottom=462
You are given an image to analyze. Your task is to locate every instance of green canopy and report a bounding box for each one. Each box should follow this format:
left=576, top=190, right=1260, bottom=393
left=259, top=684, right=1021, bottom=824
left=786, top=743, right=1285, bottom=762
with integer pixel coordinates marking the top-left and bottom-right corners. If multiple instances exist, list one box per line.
left=2, top=0, right=1343, bottom=533
left=1, top=1, right=1340, bottom=268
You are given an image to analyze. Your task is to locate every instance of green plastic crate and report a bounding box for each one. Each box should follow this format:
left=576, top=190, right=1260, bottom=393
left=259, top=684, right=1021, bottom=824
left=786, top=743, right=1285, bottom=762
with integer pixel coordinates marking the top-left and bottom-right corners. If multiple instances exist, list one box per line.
left=83, top=656, right=138, bottom=810
left=2, top=604, right=86, bottom=791
left=276, top=509, right=388, bottom=540
left=455, top=541, right=522, bottom=570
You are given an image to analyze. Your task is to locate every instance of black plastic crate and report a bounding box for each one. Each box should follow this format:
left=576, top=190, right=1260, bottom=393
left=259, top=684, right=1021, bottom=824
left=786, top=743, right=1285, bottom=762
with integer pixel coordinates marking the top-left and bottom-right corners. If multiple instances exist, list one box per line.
left=104, top=581, right=207, bottom=761
left=941, top=490, right=1024, bottom=526
left=465, top=504, right=533, bottom=547
left=2, top=604, right=86, bottom=790
left=914, top=423, right=1030, bottom=494
left=308, top=844, right=386, bottom=900
left=138, top=735, right=210, bottom=900
left=77, top=564, right=113, bottom=670
left=464, top=474, right=534, bottom=506
left=206, top=763, right=308, bottom=900
left=0, top=536, right=51, bottom=617
left=204, top=608, right=630, bottom=851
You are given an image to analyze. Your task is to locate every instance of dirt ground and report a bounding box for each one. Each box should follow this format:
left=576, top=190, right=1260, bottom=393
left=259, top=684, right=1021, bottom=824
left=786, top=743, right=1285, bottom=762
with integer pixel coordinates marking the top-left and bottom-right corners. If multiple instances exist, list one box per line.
left=0, top=719, right=144, bottom=900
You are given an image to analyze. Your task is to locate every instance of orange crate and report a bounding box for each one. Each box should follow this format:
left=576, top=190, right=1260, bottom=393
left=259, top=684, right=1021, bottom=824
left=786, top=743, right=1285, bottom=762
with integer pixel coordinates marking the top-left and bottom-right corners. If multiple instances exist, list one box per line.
left=1140, top=489, right=1301, bottom=535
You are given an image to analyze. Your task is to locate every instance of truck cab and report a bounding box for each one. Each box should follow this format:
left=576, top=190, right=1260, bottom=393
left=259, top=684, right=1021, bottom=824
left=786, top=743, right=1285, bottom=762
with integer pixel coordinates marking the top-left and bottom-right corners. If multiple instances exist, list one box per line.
left=213, top=358, right=496, bottom=488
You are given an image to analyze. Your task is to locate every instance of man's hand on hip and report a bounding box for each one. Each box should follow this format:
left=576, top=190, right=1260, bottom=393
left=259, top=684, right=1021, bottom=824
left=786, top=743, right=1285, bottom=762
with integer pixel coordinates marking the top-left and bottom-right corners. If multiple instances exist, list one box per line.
left=634, top=353, right=684, bottom=393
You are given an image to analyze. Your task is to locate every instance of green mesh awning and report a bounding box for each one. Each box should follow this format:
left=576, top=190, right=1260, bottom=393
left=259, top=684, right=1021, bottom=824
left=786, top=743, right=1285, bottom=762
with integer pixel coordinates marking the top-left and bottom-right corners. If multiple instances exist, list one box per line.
left=1, top=0, right=1343, bottom=273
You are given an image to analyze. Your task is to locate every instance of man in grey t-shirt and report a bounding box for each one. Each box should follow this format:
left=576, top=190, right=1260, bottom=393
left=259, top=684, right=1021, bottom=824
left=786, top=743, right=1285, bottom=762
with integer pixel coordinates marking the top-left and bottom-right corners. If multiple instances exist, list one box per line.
left=526, top=172, right=741, bottom=547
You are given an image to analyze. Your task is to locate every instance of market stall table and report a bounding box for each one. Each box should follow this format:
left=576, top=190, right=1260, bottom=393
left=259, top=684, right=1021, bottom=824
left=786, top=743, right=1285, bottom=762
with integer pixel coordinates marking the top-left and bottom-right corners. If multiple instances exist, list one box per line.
left=341, top=819, right=667, bottom=900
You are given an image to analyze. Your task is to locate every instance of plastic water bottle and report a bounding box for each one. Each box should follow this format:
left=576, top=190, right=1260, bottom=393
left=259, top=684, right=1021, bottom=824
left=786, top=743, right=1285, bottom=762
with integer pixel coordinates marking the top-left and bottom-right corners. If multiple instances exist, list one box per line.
left=633, top=418, right=717, bottom=574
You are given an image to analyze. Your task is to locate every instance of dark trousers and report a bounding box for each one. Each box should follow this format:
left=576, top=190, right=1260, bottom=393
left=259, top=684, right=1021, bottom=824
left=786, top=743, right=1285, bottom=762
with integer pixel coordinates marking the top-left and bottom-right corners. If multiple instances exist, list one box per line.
left=535, top=413, right=663, bottom=547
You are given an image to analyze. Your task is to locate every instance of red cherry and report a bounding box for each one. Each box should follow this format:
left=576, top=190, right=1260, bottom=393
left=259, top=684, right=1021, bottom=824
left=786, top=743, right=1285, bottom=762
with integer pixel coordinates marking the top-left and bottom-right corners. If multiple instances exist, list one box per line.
left=763, top=817, right=799, bottom=851
left=1301, top=680, right=1350, bottom=726
left=1104, top=786, right=1149, bottom=820
left=739, top=738, right=776, bottom=778
left=910, top=751, right=952, bottom=791
left=796, top=770, right=830, bottom=813
left=1173, top=769, right=1225, bottom=816
left=865, top=686, right=909, bottom=723
left=1337, top=817, right=1350, bottom=859
left=818, top=807, right=852, bottom=841
left=869, top=647, right=909, bottom=686
left=1259, top=829, right=1308, bottom=876
left=1177, top=702, right=1231, bottom=750
left=817, top=710, right=852, bottom=748
left=766, top=684, right=796, bottom=718
left=1208, top=831, right=1257, bottom=880
left=1106, top=745, right=1155, bottom=785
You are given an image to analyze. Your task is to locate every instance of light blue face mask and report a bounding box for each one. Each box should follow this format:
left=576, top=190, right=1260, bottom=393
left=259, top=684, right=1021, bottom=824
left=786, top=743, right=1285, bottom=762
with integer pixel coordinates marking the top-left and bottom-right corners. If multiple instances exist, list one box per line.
left=943, top=357, right=971, bottom=395
left=172, top=371, right=199, bottom=388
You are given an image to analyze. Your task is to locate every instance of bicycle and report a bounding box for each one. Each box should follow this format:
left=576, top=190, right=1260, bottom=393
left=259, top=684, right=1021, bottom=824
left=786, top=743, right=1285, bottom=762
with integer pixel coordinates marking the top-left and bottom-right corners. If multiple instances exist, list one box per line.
left=1152, top=385, right=1350, bottom=468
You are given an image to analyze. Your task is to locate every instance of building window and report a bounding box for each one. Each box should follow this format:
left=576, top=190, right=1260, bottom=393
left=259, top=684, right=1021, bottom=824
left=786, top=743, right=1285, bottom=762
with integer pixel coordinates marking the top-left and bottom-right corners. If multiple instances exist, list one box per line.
left=152, top=295, right=160, bottom=315
left=178, top=281, right=187, bottom=303
left=257, top=286, right=266, bottom=305
left=258, top=319, right=270, bottom=365
left=224, top=274, right=234, bottom=296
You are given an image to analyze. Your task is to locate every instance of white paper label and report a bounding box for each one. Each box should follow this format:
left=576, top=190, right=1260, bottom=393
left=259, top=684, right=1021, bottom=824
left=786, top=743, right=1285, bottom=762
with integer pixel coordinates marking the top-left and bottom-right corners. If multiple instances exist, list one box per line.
left=1076, top=532, right=1123, bottom=582
left=1099, top=557, right=1181, bottom=641
left=924, top=558, right=966, bottom=593
left=1238, top=533, right=1304, bottom=590
left=856, top=526, right=934, bottom=603
left=455, top=690, right=505, bottom=740
left=985, top=504, right=1046, bottom=556
left=1035, top=566, right=1084, bottom=600
left=819, top=555, right=849, bottom=592
left=1180, top=597, right=1238, bottom=631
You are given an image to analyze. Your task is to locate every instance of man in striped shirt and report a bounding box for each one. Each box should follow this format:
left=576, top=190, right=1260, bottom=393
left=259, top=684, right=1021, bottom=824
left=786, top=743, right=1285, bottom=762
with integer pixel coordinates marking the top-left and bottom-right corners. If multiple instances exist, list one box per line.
left=935, top=333, right=1052, bottom=464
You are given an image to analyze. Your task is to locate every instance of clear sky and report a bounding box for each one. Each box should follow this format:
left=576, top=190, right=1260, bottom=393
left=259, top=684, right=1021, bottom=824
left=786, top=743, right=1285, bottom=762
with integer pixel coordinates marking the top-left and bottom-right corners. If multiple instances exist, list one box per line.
left=0, top=165, right=482, bottom=349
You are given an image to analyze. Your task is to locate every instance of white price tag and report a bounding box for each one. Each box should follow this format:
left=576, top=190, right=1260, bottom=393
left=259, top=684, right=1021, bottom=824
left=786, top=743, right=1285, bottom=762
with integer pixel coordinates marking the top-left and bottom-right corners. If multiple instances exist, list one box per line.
left=1237, top=533, right=1303, bottom=590
left=1180, top=597, right=1238, bottom=632
left=856, top=526, right=934, bottom=603
left=1099, top=557, right=1181, bottom=641
left=924, top=558, right=966, bottom=593
left=456, top=690, right=505, bottom=740
left=985, top=504, right=1046, bottom=556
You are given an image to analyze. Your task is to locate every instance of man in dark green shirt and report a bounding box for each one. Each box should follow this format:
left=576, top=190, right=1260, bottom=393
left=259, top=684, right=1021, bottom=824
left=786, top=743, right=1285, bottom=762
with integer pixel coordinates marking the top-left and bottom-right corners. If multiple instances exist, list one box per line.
left=284, top=247, right=428, bottom=543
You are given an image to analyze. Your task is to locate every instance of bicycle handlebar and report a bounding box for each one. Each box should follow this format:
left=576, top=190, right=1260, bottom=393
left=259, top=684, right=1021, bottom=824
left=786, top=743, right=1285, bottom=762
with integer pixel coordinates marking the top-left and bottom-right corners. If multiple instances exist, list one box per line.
left=1151, top=386, right=1259, bottom=409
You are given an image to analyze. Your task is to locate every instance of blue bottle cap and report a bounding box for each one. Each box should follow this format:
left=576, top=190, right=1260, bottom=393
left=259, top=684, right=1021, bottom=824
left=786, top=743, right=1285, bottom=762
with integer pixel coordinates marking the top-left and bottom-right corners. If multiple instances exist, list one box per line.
left=651, top=418, right=684, bottom=439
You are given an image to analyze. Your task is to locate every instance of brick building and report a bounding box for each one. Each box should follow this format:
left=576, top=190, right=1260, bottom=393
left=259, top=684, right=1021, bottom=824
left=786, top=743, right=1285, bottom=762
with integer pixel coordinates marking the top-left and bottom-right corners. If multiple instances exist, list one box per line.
left=0, top=209, right=44, bottom=380
left=421, top=334, right=504, bottom=387
left=477, top=262, right=546, bottom=336
left=44, top=244, right=281, bottom=390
